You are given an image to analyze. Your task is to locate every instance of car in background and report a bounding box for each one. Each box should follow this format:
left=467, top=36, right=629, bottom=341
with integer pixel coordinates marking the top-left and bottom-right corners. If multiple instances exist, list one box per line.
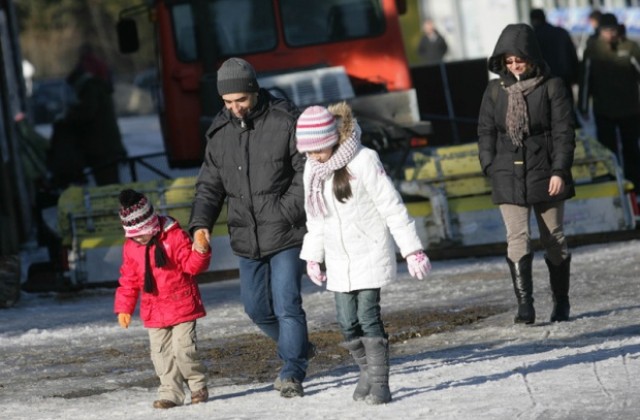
left=28, top=78, right=75, bottom=125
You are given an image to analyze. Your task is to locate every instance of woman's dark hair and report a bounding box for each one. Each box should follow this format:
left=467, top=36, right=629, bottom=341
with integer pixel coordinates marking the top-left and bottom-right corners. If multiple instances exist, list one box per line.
left=333, top=166, right=352, bottom=203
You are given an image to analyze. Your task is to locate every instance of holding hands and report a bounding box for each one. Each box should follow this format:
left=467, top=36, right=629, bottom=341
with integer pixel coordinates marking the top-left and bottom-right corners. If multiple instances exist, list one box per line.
left=406, top=251, right=431, bottom=279
left=193, top=228, right=210, bottom=254
left=306, top=261, right=327, bottom=286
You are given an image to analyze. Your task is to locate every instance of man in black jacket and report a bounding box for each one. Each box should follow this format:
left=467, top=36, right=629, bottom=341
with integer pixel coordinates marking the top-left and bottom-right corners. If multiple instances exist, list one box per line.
left=578, top=13, right=640, bottom=197
left=189, top=58, right=310, bottom=398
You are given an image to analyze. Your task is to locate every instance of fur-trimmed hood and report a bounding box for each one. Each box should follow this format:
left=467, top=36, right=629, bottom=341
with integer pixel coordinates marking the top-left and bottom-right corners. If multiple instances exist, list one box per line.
left=327, top=101, right=358, bottom=144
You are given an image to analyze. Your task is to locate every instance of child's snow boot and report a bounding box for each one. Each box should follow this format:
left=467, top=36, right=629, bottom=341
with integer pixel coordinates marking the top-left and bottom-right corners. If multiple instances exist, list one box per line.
left=153, top=399, right=177, bottom=409
left=191, top=387, right=208, bottom=404
left=361, top=337, right=391, bottom=405
left=340, top=338, right=370, bottom=401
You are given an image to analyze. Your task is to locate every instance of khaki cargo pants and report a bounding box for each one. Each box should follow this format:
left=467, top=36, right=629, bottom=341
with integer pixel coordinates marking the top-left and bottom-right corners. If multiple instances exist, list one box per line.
left=148, top=321, right=207, bottom=404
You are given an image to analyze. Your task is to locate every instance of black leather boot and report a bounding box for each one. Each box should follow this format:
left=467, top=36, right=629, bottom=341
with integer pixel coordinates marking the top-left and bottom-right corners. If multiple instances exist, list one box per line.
left=506, top=253, right=535, bottom=324
left=546, top=254, right=571, bottom=322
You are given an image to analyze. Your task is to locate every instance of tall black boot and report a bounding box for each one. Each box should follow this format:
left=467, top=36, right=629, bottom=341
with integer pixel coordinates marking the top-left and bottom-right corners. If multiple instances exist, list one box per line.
left=506, top=253, right=535, bottom=324
left=545, top=254, right=571, bottom=322
left=340, top=338, right=370, bottom=401
left=361, top=337, right=391, bottom=405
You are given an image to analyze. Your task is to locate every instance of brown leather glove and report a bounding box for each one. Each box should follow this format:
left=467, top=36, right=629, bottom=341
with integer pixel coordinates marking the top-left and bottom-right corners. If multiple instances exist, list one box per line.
left=194, top=229, right=210, bottom=253
left=118, top=313, right=131, bottom=329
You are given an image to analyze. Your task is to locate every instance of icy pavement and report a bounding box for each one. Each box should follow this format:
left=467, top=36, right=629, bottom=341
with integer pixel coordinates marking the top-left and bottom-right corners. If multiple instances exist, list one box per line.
left=1, top=239, right=639, bottom=419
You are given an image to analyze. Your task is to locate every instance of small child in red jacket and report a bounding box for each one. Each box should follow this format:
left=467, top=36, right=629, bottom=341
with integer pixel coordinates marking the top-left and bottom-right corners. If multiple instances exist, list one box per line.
left=114, top=189, right=211, bottom=409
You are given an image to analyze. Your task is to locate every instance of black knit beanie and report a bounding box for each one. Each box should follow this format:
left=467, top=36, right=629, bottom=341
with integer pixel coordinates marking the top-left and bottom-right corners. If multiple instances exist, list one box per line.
left=217, top=57, right=259, bottom=96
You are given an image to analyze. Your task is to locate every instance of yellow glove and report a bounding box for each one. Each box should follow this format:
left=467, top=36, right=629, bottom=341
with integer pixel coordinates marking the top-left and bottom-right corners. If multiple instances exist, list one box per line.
left=118, top=313, right=131, bottom=329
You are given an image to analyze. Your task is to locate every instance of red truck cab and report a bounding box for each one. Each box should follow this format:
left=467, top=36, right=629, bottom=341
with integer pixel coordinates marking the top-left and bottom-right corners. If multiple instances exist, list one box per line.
left=118, top=0, right=426, bottom=168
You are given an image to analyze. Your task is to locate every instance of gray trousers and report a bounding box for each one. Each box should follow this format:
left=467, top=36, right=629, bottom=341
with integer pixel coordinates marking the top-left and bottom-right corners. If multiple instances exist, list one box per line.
left=499, top=201, right=569, bottom=265
left=148, top=321, right=207, bottom=404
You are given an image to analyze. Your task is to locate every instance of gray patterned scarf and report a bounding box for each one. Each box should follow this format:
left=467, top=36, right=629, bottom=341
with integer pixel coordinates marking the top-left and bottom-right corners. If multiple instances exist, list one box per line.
left=306, top=123, right=361, bottom=217
left=505, top=76, right=544, bottom=147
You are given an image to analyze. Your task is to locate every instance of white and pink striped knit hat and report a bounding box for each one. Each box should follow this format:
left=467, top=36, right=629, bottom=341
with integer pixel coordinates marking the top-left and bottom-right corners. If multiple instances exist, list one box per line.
left=118, top=190, right=161, bottom=238
left=295, top=106, right=339, bottom=153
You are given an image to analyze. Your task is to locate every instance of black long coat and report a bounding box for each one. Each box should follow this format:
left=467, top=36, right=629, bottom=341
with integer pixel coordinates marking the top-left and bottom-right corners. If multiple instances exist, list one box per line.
left=477, top=24, right=575, bottom=206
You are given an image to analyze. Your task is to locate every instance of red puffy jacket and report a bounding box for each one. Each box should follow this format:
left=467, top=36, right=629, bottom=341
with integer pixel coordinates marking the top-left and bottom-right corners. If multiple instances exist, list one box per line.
left=114, top=216, right=210, bottom=328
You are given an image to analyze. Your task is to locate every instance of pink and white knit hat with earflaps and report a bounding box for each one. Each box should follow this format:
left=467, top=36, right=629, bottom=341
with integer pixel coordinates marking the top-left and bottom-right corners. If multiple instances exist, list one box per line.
left=119, top=189, right=165, bottom=293
left=295, top=106, right=339, bottom=153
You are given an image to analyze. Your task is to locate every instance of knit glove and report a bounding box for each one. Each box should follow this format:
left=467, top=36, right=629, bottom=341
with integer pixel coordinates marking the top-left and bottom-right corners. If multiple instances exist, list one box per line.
left=118, top=313, right=131, bottom=329
left=306, top=261, right=326, bottom=286
left=406, top=251, right=431, bottom=280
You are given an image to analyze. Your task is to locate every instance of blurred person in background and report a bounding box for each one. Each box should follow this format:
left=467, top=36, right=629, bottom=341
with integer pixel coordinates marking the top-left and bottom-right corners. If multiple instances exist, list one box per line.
left=55, top=67, right=126, bottom=186
left=529, top=9, right=579, bottom=112
left=73, top=43, right=114, bottom=93
left=417, top=18, right=448, bottom=65
left=578, top=13, right=640, bottom=198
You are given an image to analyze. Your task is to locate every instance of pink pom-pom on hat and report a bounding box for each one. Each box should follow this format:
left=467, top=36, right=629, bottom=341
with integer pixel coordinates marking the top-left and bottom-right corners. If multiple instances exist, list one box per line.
left=295, top=106, right=339, bottom=153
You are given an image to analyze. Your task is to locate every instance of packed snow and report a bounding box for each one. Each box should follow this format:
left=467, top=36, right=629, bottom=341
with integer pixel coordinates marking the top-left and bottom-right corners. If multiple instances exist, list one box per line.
left=3, top=116, right=637, bottom=420
left=2, top=239, right=639, bottom=420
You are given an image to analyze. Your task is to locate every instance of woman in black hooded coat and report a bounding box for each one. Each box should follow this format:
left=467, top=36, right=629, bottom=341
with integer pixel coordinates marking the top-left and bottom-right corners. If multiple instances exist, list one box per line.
left=477, top=23, right=575, bottom=325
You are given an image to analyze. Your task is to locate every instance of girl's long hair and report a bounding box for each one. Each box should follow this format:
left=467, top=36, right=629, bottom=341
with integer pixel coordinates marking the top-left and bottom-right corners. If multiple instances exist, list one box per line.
left=333, top=165, right=352, bottom=203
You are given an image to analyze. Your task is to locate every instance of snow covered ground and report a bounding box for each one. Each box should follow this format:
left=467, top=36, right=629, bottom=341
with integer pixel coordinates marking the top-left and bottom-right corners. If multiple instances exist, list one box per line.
left=9, top=116, right=636, bottom=419
left=2, top=239, right=639, bottom=420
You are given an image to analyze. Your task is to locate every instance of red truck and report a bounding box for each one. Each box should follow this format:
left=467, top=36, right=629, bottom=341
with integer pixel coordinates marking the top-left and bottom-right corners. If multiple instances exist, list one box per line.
left=117, top=0, right=430, bottom=171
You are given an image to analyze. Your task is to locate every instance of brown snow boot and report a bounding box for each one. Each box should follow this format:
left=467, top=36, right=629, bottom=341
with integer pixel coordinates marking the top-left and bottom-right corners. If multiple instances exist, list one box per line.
left=507, top=253, right=535, bottom=324
left=361, top=337, right=391, bottom=405
left=190, top=387, right=208, bottom=404
left=153, top=399, right=177, bottom=409
left=546, top=254, right=571, bottom=322
left=340, top=338, right=370, bottom=401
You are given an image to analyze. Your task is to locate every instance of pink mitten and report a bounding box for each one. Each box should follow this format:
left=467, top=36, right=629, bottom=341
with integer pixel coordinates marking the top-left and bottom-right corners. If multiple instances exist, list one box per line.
left=406, top=251, right=431, bottom=280
left=306, top=261, right=326, bottom=286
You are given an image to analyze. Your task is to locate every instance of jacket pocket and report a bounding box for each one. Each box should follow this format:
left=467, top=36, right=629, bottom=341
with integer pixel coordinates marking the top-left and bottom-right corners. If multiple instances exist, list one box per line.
left=140, top=296, right=153, bottom=322
left=170, top=285, right=197, bottom=316
left=352, top=222, right=382, bottom=245
left=149, top=339, right=169, bottom=377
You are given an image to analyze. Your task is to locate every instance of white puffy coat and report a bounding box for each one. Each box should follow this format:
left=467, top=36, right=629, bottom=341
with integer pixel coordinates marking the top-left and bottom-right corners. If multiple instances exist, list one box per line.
left=300, top=145, right=423, bottom=292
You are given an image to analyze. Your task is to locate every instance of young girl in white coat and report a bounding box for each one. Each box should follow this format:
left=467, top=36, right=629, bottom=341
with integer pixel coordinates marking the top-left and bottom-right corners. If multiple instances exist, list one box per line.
left=296, top=103, right=431, bottom=405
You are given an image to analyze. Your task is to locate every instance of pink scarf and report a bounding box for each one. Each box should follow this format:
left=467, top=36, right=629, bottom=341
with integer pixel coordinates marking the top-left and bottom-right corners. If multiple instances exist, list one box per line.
left=306, top=123, right=361, bottom=217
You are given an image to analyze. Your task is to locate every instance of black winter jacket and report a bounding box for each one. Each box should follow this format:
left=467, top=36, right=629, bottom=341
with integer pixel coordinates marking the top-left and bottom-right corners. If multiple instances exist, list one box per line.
left=578, top=37, right=640, bottom=119
left=477, top=24, right=576, bottom=206
left=189, top=90, right=306, bottom=259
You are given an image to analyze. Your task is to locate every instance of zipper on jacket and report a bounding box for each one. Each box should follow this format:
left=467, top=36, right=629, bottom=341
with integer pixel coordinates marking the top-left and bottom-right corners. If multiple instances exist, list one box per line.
left=243, top=126, right=260, bottom=257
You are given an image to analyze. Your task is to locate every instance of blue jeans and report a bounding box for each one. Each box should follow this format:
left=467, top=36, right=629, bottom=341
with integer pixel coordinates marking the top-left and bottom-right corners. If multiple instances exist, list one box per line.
left=334, top=289, right=386, bottom=341
left=239, top=246, right=309, bottom=382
